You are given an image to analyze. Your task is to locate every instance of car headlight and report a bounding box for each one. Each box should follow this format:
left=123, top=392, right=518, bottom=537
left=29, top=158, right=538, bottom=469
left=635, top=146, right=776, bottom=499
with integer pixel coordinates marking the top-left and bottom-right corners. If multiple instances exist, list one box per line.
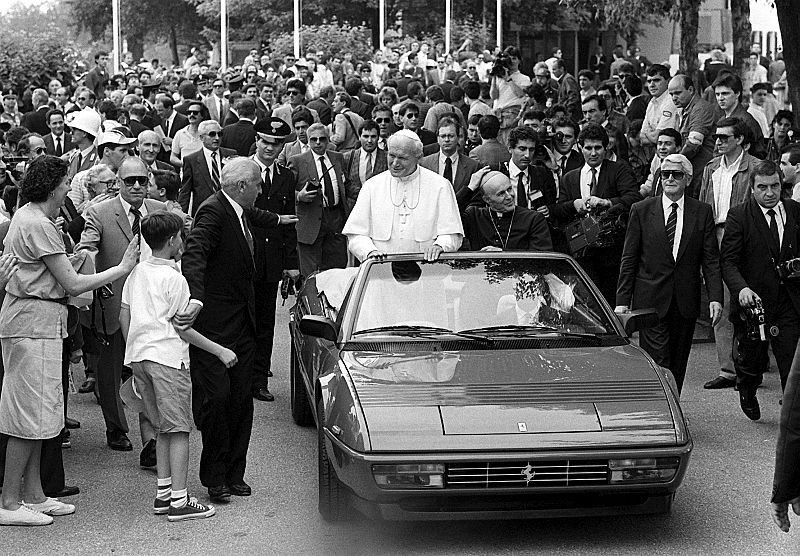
left=608, top=457, right=680, bottom=484
left=372, top=464, right=445, bottom=489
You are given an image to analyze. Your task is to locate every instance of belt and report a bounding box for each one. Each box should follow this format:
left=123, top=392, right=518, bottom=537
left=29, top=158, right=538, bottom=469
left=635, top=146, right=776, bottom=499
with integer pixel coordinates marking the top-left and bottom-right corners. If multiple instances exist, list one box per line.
left=28, top=296, right=69, bottom=305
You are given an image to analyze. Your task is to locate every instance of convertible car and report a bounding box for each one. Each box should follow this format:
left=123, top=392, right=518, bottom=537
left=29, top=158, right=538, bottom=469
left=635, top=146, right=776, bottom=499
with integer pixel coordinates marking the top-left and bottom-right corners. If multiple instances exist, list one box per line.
left=289, top=252, right=692, bottom=521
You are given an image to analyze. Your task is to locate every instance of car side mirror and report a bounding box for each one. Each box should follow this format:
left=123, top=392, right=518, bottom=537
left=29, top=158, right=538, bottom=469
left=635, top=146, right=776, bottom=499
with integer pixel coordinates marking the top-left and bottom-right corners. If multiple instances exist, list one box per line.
left=299, top=315, right=339, bottom=342
left=617, top=308, right=659, bottom=335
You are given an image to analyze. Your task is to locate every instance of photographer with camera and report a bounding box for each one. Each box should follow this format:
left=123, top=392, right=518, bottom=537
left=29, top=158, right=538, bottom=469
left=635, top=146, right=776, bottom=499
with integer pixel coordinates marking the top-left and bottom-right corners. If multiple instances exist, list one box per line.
left=489, top=46, right=530, bottom=146
left=720, top=160, right=800, bottom=421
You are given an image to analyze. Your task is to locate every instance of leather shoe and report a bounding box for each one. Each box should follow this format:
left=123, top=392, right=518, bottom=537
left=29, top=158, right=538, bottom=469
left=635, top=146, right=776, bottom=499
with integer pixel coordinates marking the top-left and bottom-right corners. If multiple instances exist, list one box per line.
left=65, top=417, right=80, bottom=429
left=208, top=485, right=231, bottom=503
left=107, top=432, right=133, bottom=451
left=704, top=376, right=736, bottom=389
left=253, top=387, right=275, bottom=402
left=44, top=485, right=80, bottom=498
left=140, top=438, right=157, bottom=468
left=740, top=389, right=761, bottom=421
left=228, top=482, right=252, bottom=496
left=78, top=377, right=96, bottom=394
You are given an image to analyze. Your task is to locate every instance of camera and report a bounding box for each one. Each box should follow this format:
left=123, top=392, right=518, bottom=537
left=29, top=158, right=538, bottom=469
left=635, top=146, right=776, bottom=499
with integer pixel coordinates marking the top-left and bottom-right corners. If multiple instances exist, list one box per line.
left=565, top=204, right=628, bottom=257
left=489, top=54, right=512, bottom=77
left=776, top=258, right=800, bottom=281
left=741, top=299, right=767, bottom=341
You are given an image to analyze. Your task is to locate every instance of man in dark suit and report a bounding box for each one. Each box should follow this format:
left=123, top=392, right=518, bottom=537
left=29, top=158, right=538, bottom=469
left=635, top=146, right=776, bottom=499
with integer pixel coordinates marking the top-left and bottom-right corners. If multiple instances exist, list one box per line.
left=399, top=100, right=437, bottom=146
left=155, top=94, right=189, bottom=164
left=179, top=120, right=236, bottom=216
left=222, top=98, right=257, bottom=157
left=720, top=160, right=800, bottom=420
left=137, top=130, right=174, bottom=172
left=616, top=154, right=723, bottom=393
left=288, top=123, right=353, bottom=277
left=342, top=119, right=387, bottom=204
left=249, top=118, right=299, bottom=403
left=550, top=117, right=584, bottom=182
left=306, top=86, right=333, bottom=127
left=20, top=88, right=50, bottom=136
left=420, top=116, right=479, bottom=193
left=43, top=109, right=74, bottom=156
left=177, top=158, right=297, bottom=503
left=553, top=123, right=642, bottom=303
left=345, top=78, right=373, bottom=120
left=127, top=104, right=150, bottom=138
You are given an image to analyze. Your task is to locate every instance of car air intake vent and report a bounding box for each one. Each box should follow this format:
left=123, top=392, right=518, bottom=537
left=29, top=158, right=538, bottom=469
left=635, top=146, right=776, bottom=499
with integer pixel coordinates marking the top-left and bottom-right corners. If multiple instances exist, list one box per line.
left=446, top=460, right=609, bottom=489
left=343, top=337, right=622, bottom=351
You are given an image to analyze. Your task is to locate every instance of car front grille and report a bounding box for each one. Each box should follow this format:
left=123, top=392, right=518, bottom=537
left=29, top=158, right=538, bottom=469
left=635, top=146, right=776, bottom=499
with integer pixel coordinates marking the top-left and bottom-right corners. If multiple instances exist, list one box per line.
left=446, top=460, right=609, bottom=489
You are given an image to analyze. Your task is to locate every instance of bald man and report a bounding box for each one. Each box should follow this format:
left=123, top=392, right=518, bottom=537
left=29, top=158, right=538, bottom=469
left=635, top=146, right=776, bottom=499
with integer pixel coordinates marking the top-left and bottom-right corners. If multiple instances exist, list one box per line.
left=344, top=129, right=463, bottom=262
left=138, top=130, right=174, bottom=172
left=456, top=168, right=552, bottom=251
left=177, top=158, right=297, bottom=502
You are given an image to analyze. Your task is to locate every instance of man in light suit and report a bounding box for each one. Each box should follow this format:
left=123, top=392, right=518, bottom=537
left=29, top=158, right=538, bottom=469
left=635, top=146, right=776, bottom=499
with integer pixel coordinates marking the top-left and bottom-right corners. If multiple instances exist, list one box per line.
left=420, top=116, right=479, bottom=193
left=277, top=108, right=334, bottom=166
left=288, top=123, right=353, bottom=277
left=204, top=77, right=230, bottom=124
left=43, top=109, right=73, bottom=157
left=64, top=108, right=102, bottom=181
left=77, top=157, right=166, bottom=454
left=616, top=154, right=723, bottom=393
left=342, top=120, right=387, bottom=206
left=178, top=120, right=236, bottom=216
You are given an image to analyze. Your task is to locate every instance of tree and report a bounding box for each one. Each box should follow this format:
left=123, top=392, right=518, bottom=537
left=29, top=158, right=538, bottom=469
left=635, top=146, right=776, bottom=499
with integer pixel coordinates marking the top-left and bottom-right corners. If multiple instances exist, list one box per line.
left=729, top=0, right=752, bottom=73
left=561, top=0, right=674, bottom=46
left=678, top=0, right=700, bottom=76
left=268, top=23, right=374, bottom=61
left=774, top=0, right=800, bottom=125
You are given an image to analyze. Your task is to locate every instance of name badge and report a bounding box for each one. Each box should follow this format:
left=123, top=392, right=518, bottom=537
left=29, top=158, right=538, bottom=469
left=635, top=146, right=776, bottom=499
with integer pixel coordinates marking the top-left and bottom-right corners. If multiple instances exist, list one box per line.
left=528, top=190, right=544, bottom=201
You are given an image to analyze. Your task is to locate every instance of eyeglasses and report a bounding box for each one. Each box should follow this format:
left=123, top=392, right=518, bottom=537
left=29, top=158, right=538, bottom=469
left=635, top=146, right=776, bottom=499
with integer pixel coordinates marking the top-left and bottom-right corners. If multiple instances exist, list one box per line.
left=98, top=178, right=118, bottom=187
left=122, top=176, right=148, bottom=187
left=374, top=118, right=391, bottom=123
left=187, top=110, right=202, bottom=115
left=308, top=137, right=327, bottom=143
left=712, top=133, right=733, bottom=142
left=405, top=113, right=419, bottom=119
left=661, top=170, right=686, bottom=180
left=204, top=131, right=221, bottom=137
left=78, top=97, right=89, bottom=102
left=213, top=83, right=224, bottom=88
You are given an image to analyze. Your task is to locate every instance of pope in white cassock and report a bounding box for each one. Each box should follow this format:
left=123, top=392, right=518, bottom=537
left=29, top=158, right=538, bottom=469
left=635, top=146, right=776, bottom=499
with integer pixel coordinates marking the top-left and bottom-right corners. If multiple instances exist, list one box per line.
left=343, top=129, right=464, bottom=261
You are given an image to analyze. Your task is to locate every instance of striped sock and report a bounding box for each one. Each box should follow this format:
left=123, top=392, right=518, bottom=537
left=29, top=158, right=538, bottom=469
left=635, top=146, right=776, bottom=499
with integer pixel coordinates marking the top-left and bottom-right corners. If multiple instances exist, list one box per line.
left=170, top=488, right=188, bottom=509
left=157, top=477, right=172, bottom=501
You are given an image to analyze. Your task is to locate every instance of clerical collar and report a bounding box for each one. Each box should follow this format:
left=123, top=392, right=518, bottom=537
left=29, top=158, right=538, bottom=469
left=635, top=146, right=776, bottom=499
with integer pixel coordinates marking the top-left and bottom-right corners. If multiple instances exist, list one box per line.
left=394, top=167, right=420, bottom=184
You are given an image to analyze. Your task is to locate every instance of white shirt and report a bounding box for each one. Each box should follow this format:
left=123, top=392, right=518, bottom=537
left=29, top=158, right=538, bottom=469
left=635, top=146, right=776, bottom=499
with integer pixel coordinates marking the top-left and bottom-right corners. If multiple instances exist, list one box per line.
left=359, top=148, right=375, bottom=185
left=221, top=188, right=247, bottom=238
left=203, top=146, right=222, bottom=185
left=313, top=152, right=340, bottom=206
left=118, top=196, right=152, bottom=260
left=438, top=151, right=459, bottom=183
left=508, top=160, right=529, bottom=194
left=662, top=194, right=685, bottom=261
left=580, top=164, right=600, bottom=198
left=758, top=201, right=786, bottom=249
left=642, top=91, right=677, bottom=144
left=253, top=156, right=274, bottom=185
left=712, top=150, right=744, bottom=224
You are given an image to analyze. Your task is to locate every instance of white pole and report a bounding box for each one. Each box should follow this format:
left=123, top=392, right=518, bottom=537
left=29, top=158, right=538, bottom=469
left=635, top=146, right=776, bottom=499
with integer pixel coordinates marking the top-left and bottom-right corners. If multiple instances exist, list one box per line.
left=112, top=0, right=121, bottom=74
left=496, top=0, right=502, bottom=50
left=379, top=0, right=385, bottom=50
left=294, top=0, right=301, bottom=58
left=445, top=0, right=451, bottom=55
left=220, top=0, right=228, bottom=71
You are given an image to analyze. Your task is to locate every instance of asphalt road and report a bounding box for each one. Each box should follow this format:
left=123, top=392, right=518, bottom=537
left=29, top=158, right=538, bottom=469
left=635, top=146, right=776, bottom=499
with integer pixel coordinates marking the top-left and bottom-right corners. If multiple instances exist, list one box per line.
left=4, top=305, right=799, bottom=554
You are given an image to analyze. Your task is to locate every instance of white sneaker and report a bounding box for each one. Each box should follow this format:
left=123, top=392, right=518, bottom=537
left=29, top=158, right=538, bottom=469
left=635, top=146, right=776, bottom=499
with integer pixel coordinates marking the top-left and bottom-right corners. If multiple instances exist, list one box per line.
left=0, top=505, right=54, bottom=526
left=23, top=497, right=75, bottom=516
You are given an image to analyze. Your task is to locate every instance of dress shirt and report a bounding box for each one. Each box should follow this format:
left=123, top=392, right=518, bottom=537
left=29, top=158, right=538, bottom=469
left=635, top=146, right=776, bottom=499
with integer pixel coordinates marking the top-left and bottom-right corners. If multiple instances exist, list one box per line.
left=313, top=153, right=339, bottom=206
left=508, top=159, right=529, bottom=193
left=712, top=150, right=744, bottom=224
left=580, top=164, right=599, bottom=198
left=758, top=201, right=786, bottom=249
left=662, top=194, right=685, bottom=261
left=642, top=91, right=677, bottom=143
left=163, top=111, right=177, bottom=136
left=359, top=148, right=375, bottom=184
left=253, top=156, right=274, bottom=185
left=202, top=147, right=222, bottom=187
left=119, top=196, right=152, bottom=260
left=438, top=151, right=459, bottom=181
left=221, top=189, right=247, bottom=238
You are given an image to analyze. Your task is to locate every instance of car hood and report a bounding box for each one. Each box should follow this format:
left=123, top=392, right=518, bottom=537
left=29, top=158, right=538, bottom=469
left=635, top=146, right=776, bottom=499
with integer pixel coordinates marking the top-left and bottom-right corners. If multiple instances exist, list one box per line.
left=341, top=344, right=681, bottom=452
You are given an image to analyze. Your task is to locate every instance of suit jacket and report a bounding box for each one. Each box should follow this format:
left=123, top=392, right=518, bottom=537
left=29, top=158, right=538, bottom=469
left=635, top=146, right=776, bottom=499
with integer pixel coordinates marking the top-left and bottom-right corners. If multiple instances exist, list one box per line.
left=20, top=106, right=49, bottom=136
left=288, top=149, right=352, bottom=244
left=343, top=148, right=388, bottom=204
left=713, top=103, right=767, bottom=159
left=43, top=133, right=74, bottom=156
left=252, top=160, right=299, bottom=282
left=128, top=119, right=150, bottom=138
left=617, top=196, right=723, bottom=319
left=76, top=197, right=166, bottom=333
left=626, top=95, right=649, bottom=122
left=306, top=98, right=332, bottom=126
left=556, top=73, right=582, bottom=124
left=350, top=96, right=373, bottom=120
left=277, top=139, right=336, bottom=166
left=469, top=139, right=511, bottom=168
left=721, top=199, right=800, bottom=322
left=203, top=95, right=230, bottom=124
left=160, top=112, right=189, bottom=138
left=222, top=119, right=257, bottom=157
left=65, top=146, right=98, bottom=180
left=178, top=147, right=236, bottom=216
left=698, top=152, right=758, bottom=223
left=554, top=150, right=584, bottom=179
left=222, top=109, right=239, bottom=128
left=420, top=152, right=479, bottom=193
left=553, top=160, right=641, bottom=222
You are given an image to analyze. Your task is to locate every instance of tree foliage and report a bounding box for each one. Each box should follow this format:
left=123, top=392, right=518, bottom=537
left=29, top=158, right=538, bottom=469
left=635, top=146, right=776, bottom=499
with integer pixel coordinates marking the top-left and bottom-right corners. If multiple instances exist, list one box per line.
left=561, top=0, right=674, bottom=44
left=268, top=23, right=375, bottom=61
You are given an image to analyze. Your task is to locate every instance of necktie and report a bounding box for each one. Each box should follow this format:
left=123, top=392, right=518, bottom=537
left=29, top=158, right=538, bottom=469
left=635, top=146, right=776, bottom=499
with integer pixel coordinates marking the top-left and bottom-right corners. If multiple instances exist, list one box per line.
left=365, top=151, right=374, bottom=180
left=56, top=137, right=62, bottom=157
left=768, top=208, right=780, bottom=254
left=517, top=172, right=525, bottom=199
left=263, top=166, right=272, bottom=192
left=560, top=156, right=567, bottom=175
left=77, top=152, right=83, bottom=170
left=241, top=214, right=254, bottom=255
left=219, top=99, right=224, bottom=122
left=319, top=156, right=335, bottom=207
left=666, top=202, right=678, bottom=249
left=211, top=151, right=221, bottom=190
left=590, top=168, right=598, bottom=195
left=443, top=156, right=453, bottom=184
left=130, top=206, right=141, bottom=238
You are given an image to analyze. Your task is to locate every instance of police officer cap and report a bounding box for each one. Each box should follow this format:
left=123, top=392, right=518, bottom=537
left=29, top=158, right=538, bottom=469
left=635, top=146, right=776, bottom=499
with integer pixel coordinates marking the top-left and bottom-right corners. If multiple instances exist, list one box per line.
left=254, top=117, right=291, bottom=141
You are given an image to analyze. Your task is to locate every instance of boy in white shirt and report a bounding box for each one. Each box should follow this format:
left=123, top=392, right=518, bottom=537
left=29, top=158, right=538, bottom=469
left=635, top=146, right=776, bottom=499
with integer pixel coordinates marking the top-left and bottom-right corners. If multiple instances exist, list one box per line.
left=120, top=211, right=237, bottom=522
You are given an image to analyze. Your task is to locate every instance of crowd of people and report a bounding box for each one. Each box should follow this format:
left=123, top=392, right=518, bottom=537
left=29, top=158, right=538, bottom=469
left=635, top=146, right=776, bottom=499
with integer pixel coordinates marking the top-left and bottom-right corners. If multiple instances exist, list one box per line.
left=0, top=36, right=798, bottom=531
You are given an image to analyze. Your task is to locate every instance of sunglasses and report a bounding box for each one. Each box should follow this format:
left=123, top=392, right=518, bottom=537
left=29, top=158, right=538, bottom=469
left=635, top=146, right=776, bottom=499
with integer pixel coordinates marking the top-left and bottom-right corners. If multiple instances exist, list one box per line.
left=78, top=97, right=89, bottom=101
left=187, top=110, right=202, bottom=115
left=405, top=113, right=419, bottom=118
left=288, top=90, right=302, bottom=96
left=204, top=131, right=221, bottom=137
left=122, top=176, right=148, bottom=187
left=213, top=83, right=224, bottom=88
left=535, top=74, right=550, bottom=78
left=308, top=137, right=327, bottom=143
left=712, top=133, right=733, bottom=142
left=661, top=170, right=686, bottom=180
left=374, top=118, right=391, bottom=123
left=34, top=147, right=47, bottom=154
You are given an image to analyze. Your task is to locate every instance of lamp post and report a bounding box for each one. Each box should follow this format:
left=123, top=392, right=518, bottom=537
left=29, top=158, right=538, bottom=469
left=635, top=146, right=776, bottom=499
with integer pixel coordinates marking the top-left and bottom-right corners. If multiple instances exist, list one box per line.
left=294, top=0, right=301, bottom=58
left=112, top=0, right=121, bottom=74
left=379, top=0, right=385, bottom=50
left=445, top=0, right=451, bottom=54
left=220, top=0, right=228, bottom=71
left=496, top=0, right=502, bottom=49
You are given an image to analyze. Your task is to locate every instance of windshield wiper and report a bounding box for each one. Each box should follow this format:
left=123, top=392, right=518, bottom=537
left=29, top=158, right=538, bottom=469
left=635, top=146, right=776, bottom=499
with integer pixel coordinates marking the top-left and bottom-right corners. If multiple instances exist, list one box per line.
left=352, top=325, right=494, bottom=346
left=458, top=325, right=601, bottom=339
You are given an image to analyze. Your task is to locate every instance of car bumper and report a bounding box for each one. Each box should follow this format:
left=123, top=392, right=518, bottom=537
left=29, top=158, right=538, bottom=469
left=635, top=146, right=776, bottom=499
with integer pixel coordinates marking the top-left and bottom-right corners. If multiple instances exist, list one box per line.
left=324, top=428, right=692, bottom=521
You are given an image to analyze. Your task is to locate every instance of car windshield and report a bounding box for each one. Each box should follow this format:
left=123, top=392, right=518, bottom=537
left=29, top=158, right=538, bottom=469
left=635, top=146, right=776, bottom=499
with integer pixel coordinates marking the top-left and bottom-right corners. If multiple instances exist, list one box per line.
left=351, top=258, right=616, bottom=337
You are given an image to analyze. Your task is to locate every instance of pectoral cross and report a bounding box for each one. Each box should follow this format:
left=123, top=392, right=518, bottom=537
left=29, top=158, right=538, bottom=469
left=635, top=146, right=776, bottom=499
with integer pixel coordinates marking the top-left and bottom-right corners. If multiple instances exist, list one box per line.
left=398, top=202, right=412, bottom=224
